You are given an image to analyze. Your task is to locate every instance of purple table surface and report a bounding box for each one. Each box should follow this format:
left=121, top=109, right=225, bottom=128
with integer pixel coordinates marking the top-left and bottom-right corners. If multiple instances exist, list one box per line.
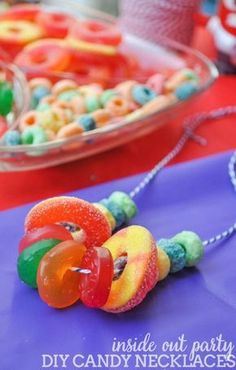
left=0, top=151, right=236, bottom=370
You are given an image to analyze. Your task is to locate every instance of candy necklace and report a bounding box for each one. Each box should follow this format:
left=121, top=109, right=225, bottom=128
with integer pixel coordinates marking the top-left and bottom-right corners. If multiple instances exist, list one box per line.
left=17, top=105, right=236, bottom=313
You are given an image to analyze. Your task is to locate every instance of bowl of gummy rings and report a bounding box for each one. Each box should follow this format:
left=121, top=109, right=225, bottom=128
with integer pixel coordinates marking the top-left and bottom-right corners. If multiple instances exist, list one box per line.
left=0, top=0, right=218, bottom=171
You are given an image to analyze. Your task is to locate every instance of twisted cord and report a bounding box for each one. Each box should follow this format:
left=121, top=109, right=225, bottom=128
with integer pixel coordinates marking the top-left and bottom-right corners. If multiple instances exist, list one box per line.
left=129, top=106, right=236, bottom=247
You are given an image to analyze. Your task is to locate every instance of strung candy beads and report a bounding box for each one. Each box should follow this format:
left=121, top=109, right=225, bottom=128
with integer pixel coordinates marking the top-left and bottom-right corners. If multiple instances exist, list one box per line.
left=19, top=224, right=73, bottom=253
left=157, top=231, right=204, bottom=276
left=37, top=241, right=86, bottom=308
left=99, top=191, right=138, bottom=229
left=25, top=196, right=112, bottom=248
left=79, top=246, right=114, bottom=308
left=158, top=239, right=186, bottom=273
left=172, top=231, right=204, bottom=267
left=17, top=239, right=62, bottom=288
left=17, top=194, right=205, bottom=313
left=156, top=246, right=170, bottom=281
left=102, top=225, right=158, bottom=313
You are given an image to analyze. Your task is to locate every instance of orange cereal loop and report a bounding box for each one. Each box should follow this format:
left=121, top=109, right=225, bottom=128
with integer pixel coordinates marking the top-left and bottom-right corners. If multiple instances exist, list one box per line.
left=45, top=129, right=56, bottom=141
left=115, top=80, right=138, bottom=101
left=19, top=111, right=39, bottom=132
left=52, top=79, right=78, bottom=96
left=105, top=96, right=130, bottom=117
left=70, top=96, right=86, bottom=115
left=57, top=122, right=84, bottom=139
left=41, top=95, right=56, bottom=105
left=91, top=109, right=111, bottom=128
left=29, top=77, right=52, bottom=91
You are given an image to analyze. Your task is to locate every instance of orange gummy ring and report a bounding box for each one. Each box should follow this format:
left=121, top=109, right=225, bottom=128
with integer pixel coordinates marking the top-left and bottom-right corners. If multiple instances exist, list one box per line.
left=25, top=196, right=112, bottom=248
left=37, top=240, right=86, bottom=308
left=15, top=43, right=71, bottom=73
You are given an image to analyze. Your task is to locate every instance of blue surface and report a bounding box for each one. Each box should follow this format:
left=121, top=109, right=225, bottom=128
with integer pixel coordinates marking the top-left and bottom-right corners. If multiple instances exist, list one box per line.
left=0, top=151, right=236, bottom=370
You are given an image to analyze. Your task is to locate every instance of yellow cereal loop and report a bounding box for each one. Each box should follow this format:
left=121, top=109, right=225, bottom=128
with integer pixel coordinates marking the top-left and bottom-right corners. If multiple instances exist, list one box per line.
left=156, top=245, right=171, bottom=281
left=93, top=203, right=116, bottom=231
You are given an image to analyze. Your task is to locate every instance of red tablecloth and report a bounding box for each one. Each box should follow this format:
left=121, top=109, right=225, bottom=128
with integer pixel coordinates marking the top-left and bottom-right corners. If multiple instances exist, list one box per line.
left=0, top=29, right=235, bottom=211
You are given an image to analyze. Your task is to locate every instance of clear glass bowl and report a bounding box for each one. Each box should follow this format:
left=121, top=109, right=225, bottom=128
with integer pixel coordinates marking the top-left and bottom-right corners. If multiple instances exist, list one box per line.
left=0, top=60, right=30, bottom=131
left=0, top=0, right=218, bottom=171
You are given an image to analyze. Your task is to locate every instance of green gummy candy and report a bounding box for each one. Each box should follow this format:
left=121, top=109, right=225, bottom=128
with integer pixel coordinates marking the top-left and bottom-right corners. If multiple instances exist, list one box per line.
left=17, top=239, right=61, bottom=288
left=0, top=82, right=14, bottom=116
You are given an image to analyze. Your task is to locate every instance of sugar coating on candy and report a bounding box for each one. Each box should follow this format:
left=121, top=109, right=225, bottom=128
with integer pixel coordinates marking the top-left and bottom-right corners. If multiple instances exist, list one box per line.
left=109, top=191, right=137, bottom=220
left=25, top=196, right=111, bottom=248
left=158, top=238, right=186, bottom=273
left=17, top=239, right=61, bottom=288
left=100, top=198, right=126, bottom=228
left=156, top=245, right=171, bottom=281
left=102, top=225, right=158, bottom=313
left=93, top=203, right=116, bottom=231
left=172, top=231, right=204, bottom=267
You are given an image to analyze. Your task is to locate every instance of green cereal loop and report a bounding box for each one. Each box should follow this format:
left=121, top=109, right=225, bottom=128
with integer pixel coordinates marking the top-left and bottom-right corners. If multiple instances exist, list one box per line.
left=85, top=95, right=101, bottom=113
left=21, top=126, right=48, bottom=145
left=109, top=191, right=138, bottom=220
left=58, top=90, right=79, bottom=102
left=172, top=231, right=204, bottom=267
left=36, top=103, right=51, bottom=112
left=184, top=69, right=198, bottom=81
left=100, top=89, right=118, bottom=107
left=158, top=239, right=186, bottom=273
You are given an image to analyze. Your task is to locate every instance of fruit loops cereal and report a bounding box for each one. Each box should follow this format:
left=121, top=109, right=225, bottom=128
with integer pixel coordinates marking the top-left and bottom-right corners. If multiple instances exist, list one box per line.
left=3, top=68, right=199, bottom=147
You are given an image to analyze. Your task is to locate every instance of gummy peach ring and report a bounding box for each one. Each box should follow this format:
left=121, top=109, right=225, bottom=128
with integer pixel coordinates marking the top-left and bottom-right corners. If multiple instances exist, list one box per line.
left=102, top=225, right=158, bottom=313
left=0, top=20, right=43, bottom=44
left=25, top=196, right=112, bottom=248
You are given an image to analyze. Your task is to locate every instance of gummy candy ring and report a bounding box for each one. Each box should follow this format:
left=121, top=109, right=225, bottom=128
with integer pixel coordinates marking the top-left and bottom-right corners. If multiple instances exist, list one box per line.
left=69, top=20, right=122, bottom=47
left=0, top=4, right=40, bottom=22
left=36, top=11, right=76, bottom=39
left=25, top=196, right=112, bottom=248
left=15, top=42, right=71, bottom=73
left=0, top=20, right=43, bottom=45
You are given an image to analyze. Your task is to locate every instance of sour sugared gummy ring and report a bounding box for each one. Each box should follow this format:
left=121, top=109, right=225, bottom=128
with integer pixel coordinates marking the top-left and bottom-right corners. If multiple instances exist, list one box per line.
left=25, top=196, right=112, bottom=248
left=0, top=20, right=43, bottom=44
left=36, top=11, right=76, bottom=38
left=37, top=240, right=86, bottom=308
left=102, top=225, right=158, bottom=313
left=69, top=20, right=122, bottom=47
left=15, top=42, right=71, bottom=73
left=0, top=4, right=40, bottom=21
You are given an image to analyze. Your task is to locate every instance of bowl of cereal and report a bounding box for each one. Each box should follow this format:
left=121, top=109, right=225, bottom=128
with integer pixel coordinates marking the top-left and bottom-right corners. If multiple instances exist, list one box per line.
left=0, top=0, right=218, bottom=171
